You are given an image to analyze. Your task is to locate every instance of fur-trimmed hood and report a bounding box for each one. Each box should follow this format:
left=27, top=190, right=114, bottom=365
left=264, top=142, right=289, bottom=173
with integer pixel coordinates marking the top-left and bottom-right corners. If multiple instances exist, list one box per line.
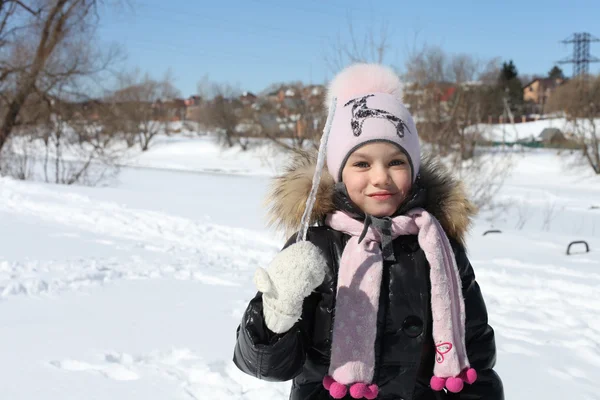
left=266, top=151, right=477, bottom=246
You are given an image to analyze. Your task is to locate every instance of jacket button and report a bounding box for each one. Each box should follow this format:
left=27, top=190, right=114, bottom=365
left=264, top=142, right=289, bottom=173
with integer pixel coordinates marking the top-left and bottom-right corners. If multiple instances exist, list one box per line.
left=402, top=316, right=423, bottom=338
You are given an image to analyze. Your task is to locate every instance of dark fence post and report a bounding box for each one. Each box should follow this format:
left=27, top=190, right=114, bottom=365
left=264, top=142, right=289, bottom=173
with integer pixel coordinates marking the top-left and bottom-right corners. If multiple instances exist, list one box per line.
left=483, top=230, right=502, bottom=236
left=566, top=241, right=590, bottom=255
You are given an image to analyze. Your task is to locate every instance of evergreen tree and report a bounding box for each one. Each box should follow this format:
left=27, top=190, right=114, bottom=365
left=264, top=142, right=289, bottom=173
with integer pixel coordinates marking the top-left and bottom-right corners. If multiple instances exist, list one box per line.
left=548, top=65, right=565, bottom=80
left=498, top=60, right=524, bottom=116
left=499, top=60, right=519, bottom=82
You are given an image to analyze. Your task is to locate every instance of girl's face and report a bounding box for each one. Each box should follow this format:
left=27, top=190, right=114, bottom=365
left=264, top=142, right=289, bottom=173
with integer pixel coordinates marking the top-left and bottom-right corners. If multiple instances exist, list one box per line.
left=341, top=142, right=412, bottom=217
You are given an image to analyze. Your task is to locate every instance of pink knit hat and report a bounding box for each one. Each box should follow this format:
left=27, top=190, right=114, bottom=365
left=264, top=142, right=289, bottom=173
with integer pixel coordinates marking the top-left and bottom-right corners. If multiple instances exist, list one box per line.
left=325, top=64, right=421, bottom=182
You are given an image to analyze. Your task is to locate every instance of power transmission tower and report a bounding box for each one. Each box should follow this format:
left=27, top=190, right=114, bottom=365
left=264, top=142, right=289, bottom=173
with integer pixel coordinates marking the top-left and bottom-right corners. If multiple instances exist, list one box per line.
left=558, top=32, right=600, bottom=77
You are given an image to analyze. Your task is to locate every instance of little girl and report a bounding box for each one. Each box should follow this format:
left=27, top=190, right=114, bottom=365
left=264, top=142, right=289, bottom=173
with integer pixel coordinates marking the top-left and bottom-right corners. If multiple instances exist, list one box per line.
left=233, top=64, right=504, bottom=400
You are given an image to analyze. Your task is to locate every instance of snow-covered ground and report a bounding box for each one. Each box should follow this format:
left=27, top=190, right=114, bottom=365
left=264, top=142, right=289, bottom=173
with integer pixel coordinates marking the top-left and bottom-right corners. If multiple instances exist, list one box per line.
left=473, top=117, right=600, bottom=143
left=1, top=135, right=599, bottom=399
left=122, top=135, right=289, bottom=177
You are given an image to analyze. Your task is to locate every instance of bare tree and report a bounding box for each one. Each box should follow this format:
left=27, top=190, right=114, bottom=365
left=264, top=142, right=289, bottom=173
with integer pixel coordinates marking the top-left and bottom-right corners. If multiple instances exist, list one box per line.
left=254, top=82, right=326, bottom=155
left=514, top=200, right=531, bottom=230
left=457, top=150, right=513, bottom=210
left=546, top=75, right=600, bottom=174
left=196, top=77, right=254, bottom=150
left=541, top=200, right=561, bottom=231
left=34, top=85, right=122, bottom=185
left=404, top=45, right=512, bottom=209
left=0, top=133, right=34, bottom=180
left=0, top=83, right=123, bottom=185
left=404, top=45, right=503, bottom=158
left=109, top=69, right=180, bottom=151
left=0, top=0, right=117, bottom=160
left=294, top=90, right=326, bottom=152
left=324, top=17, right=392, bottom=73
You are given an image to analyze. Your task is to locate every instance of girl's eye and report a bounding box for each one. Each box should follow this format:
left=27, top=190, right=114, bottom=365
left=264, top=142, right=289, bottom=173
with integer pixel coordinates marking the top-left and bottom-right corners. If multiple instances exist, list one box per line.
left=353, top=161, right=369, bottom=168
left=390, top=159, right=406, bottom=166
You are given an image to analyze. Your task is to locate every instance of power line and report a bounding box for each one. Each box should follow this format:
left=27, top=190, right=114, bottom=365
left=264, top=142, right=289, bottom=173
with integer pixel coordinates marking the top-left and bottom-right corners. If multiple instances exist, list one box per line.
left=558, top=32, right=600, bottom=77
left=123, top=37, right=315, bottom=67
left=134, top=3, right=331, bottom=42
left=248, top=0, right=374, bottom=22
left=102, top=3, right=394, bottom=74
left=102, top=11, right=324, bottom=63
left=99, top=7, right=329, bottom=92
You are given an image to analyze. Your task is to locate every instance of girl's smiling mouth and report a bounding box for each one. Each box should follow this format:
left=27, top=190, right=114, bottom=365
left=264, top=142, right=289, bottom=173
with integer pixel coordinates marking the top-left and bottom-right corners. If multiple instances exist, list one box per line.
left=368, top=191, right=395, bottom=200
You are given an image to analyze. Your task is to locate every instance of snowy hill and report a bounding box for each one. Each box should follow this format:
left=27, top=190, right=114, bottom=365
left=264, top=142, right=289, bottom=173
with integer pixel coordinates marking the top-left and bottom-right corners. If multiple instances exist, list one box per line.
left=1, top=136, right=599, bottom=399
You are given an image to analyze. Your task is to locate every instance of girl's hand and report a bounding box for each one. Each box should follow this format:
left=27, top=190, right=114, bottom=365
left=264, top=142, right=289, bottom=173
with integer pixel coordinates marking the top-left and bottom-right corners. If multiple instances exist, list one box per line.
left=254, top=241, right=327, bottom=333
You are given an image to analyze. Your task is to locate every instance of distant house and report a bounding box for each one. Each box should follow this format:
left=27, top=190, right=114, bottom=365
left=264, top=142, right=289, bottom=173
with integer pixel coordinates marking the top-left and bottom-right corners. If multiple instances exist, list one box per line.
left=153, top=98, right=187, bottom=121
left=302, top=85, right=323, bottom=97
left=185, top=95, right=202, bottom=107
left=266, top=89, right=282, bottom=104
left=523, top=78, right=564, bottom=106
left=439, top=86, right=457, bottom=102
left=248, top=84, right=326, bottom=138
left=240, top=91, right=257, bottom=106
left=302, top=85, right=325, bottom=107
left=266, top=85, right=304, bottom=105
left=257, top=112, right=279, bottom=133
left=266, top=87, right=287, bottom=104
left=403, top=82, right=458, bottom=119
left=283, top=97, right=302, bottom=111
left=76, top=99, right=104, bottom=121
left=185, top=96, right=203, bottom=121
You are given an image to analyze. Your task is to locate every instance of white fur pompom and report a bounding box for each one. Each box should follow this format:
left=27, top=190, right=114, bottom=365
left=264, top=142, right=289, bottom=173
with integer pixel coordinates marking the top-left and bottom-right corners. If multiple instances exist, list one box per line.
left=326, top=63, right=404, bottom=110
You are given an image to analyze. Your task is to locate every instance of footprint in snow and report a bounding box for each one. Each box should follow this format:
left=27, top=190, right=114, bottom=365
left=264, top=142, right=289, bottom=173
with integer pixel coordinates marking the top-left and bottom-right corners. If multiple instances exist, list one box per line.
left=49, top=358, right=139, bottom=381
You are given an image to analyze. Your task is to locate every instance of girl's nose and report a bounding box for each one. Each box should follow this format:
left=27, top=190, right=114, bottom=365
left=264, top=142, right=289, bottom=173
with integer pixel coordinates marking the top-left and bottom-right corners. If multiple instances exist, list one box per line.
left=371, top=166, right=391, bottom=186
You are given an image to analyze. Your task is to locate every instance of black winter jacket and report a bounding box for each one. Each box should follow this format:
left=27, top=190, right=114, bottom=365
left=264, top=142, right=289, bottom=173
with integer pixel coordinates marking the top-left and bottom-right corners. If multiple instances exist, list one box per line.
left=233, top=154, right=504, bottom=400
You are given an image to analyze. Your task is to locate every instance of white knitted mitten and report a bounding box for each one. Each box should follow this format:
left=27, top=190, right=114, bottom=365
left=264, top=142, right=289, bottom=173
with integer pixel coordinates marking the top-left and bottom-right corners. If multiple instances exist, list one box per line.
left=254, top=241, right=327, bottom=333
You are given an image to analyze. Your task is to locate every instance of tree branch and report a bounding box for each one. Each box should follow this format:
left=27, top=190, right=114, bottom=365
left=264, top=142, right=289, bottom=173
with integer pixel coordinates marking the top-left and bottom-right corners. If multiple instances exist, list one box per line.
left=14, top=0, right=40, bottom=16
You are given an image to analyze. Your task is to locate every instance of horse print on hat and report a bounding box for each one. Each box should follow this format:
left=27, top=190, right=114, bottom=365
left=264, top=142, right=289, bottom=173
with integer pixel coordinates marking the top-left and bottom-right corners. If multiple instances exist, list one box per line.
left=344, top=94, right=412, bottom=138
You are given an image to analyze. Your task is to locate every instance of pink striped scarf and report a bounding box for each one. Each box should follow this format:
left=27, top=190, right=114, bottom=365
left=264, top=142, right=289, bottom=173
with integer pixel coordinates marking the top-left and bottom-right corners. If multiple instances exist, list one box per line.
left=322, top=209, right=477, bottom=399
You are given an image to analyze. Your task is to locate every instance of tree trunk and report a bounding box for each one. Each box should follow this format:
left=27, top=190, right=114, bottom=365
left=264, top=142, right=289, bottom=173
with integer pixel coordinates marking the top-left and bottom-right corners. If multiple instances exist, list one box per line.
left=0, top=0, right=75, bottom=154
left=140, top=132, right=149, bottom=151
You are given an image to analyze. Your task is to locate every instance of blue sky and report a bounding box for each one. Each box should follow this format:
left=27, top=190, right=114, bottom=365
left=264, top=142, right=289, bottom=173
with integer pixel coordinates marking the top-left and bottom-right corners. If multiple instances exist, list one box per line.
left=97, top=0, right=600, bottom=97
